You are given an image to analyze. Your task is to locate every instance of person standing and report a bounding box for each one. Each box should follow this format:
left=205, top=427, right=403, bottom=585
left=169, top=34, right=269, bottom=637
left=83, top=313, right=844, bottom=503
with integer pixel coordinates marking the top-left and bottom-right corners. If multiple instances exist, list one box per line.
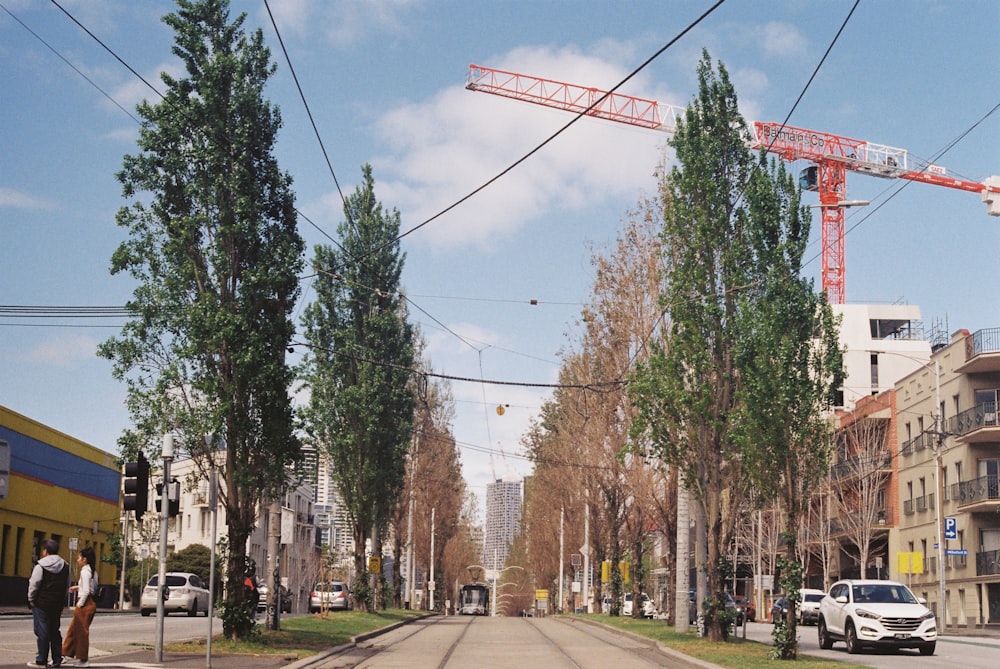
left=27, top=539, right=70, bottom=668
left=62, top=547, right=98, bottom=667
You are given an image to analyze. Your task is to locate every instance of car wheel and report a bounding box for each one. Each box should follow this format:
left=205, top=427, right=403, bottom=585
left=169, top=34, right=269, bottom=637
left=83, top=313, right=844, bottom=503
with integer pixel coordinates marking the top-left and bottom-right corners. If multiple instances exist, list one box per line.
left=919, top=642, right=936, bottom=656
left=845, top=621, right=861, bottom=654
left=817, top=618, right=834, bottom=650
left=141, top=608, right=152, bottom=617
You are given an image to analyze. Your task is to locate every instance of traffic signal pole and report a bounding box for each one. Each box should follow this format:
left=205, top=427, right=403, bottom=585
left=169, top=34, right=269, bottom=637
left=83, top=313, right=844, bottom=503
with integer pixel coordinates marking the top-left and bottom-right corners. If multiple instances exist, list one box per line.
left=154, top=433, right=174, bottom=663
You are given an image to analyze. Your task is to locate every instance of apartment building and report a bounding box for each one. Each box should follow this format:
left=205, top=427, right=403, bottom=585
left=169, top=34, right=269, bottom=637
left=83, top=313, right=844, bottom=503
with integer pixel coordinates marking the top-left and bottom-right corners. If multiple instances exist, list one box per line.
left=892, top=327, right=1000, bottom=627
left=483, top=477, right=522, bottom=573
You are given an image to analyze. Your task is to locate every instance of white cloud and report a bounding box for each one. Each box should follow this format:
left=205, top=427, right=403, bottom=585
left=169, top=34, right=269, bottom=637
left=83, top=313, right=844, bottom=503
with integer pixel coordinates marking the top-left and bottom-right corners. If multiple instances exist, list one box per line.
left=757, top=21, right=808, bottom=58
left=111, top=61, right=183, bottom=111
left=371, top=46, right=668, bottom=251
left=0, top=187, right=54, bottom=210
left=23, top=334, right=100, bottom=368
left=259, top=0, right=421, bottom=47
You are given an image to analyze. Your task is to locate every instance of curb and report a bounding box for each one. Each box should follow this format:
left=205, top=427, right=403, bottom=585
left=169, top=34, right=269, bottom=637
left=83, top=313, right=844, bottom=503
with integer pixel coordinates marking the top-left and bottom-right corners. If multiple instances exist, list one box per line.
left=282, top=612, right=436, bottom=669
left=561, top=616, right=725, bottom=669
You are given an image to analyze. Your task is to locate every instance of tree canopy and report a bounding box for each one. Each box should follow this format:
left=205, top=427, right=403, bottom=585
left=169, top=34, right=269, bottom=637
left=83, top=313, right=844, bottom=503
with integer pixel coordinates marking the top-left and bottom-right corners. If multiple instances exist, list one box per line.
left=99, top=0, right=303, bottom=639
left=299, top=164, right=415, bottom=611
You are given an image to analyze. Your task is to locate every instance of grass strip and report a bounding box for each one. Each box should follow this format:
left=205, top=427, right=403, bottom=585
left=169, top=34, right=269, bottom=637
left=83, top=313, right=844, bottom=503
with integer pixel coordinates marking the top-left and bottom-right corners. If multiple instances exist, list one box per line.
left=578, top=615, right=870, bottom=669
left=165, top=609, right=426, bottom=659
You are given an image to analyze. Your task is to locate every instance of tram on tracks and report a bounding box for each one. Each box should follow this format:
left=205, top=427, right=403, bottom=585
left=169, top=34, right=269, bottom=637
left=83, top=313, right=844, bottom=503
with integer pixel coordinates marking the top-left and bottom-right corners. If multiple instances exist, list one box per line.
left=458, top=583, right=490, bottom=615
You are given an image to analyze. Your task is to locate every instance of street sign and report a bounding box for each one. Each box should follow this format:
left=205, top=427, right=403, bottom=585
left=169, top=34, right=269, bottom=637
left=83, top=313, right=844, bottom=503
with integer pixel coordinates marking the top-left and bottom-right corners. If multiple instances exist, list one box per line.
left=944, top=516, right=957, bottom=540
left=945, top=548, right=968, bottom=556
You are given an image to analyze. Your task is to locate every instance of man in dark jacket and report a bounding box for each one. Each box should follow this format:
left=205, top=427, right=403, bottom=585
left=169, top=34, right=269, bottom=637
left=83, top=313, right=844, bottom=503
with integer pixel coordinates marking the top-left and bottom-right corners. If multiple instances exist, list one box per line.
left=27, top=539, right=70, bottom=668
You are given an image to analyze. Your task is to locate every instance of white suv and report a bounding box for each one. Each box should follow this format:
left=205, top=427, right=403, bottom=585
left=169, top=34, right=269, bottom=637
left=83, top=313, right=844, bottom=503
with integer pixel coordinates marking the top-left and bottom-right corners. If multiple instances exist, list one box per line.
left=818, top=580, right=936, bottom=655
left=798, top=588, right=826, bottom=625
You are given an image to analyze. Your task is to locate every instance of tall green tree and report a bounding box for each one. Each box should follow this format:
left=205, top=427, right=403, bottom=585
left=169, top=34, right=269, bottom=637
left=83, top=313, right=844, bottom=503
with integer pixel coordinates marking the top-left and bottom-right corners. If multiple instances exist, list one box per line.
left=629, top=51, right=757, bottom=642
left=630, top=51, right=841, bottom=643
left=99, top=0, right=304, bottom=639
left=300, top=164, right=415, bottom=611
left=734, top=154, right=843, bottom=658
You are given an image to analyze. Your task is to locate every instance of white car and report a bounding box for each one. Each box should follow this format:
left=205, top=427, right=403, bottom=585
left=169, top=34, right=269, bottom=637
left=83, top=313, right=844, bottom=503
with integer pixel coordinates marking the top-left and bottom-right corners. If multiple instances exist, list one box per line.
left=309, top=581, right=351, bottom=612
left=818, top=579, right=936, bottom=655
left=140, top=572, right=211, bottom=617
left=798, top=588, right=826, bottom=625
left=622, top=593, right=654, bottom=618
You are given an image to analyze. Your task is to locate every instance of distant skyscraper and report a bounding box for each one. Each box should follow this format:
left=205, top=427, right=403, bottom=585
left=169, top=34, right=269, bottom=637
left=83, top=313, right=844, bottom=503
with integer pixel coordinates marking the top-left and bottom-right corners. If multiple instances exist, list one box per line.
left=314, top=452, right=353, bottom=558
left=483, top=478, right=522, bottom=571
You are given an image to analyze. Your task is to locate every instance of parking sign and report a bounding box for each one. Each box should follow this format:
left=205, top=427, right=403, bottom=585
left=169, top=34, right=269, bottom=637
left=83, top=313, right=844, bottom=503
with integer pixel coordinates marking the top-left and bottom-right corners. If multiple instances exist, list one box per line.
left=944, top=516, right=957, bottom=540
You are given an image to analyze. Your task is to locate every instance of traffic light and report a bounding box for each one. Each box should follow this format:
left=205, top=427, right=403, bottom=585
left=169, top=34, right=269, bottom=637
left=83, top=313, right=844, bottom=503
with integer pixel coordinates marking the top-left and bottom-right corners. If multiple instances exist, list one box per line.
left=156, top=478, right=180, bottom=518
left=123, top=453, right=150, bottom=521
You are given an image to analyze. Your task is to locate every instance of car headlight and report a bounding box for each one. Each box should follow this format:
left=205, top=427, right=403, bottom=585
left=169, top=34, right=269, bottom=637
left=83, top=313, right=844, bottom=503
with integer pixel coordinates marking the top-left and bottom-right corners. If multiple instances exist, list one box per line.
left=853, top=608, right=880, bottom=620
left=919, top=611, right=935, bottom=621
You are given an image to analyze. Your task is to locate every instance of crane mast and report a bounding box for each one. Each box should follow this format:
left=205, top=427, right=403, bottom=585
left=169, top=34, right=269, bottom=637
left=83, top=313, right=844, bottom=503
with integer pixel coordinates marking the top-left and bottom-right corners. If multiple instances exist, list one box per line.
left=467, top=64, right=1000, bottom=304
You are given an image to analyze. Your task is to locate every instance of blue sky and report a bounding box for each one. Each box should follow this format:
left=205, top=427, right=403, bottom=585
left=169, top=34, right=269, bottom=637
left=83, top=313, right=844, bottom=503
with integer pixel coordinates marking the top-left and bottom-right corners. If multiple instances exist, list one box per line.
left=2, top=0, right=998, bottom=514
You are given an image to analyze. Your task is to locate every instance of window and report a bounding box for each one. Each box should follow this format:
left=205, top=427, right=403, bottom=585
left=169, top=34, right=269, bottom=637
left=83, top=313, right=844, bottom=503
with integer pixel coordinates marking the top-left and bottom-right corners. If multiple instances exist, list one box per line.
left=0, top=525, right=9, bottom=574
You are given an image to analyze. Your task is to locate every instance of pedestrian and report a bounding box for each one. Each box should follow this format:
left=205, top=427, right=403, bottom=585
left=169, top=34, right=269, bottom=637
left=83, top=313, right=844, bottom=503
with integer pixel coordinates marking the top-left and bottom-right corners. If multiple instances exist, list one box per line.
left=27, top=538, right=70, bottom=668
left=62, top=546, right=98, bottom=667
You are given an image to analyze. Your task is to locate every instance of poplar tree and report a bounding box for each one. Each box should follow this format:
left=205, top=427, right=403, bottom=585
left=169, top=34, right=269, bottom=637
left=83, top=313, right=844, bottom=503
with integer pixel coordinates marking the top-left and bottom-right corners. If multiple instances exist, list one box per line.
left=300, top=164, right=415, bottom=611
left=100, top=0, right=304, bottom=639
left=630, top=51, right=842, bottom=645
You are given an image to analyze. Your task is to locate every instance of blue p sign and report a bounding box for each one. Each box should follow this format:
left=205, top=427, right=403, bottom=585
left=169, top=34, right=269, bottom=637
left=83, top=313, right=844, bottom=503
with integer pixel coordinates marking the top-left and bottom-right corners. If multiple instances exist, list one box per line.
left=944, top=516, right=957, bottom=540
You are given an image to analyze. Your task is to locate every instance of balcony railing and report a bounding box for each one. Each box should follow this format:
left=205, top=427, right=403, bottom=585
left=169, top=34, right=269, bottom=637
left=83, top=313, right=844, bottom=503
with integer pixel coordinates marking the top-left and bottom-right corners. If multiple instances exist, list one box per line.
left=954, top=474, right=1000, bottom=505
left=830, top=452, right=892, bottom=479
left=948, top=401, right=998, bottom=437
left=965, top=327, right=1000, bottom=359
left=977, top=549, right=1000, bottom=576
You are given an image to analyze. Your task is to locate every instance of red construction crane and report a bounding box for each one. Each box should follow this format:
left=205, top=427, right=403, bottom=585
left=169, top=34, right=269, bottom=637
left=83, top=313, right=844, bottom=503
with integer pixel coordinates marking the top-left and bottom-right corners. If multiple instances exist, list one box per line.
left=467, top=64, right=1000, bottom=304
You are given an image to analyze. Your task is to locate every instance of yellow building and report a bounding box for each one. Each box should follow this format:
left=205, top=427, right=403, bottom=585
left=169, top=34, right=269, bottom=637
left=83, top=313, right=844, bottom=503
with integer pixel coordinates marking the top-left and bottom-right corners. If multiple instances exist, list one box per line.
left=0, top=404, right=120, bottom=607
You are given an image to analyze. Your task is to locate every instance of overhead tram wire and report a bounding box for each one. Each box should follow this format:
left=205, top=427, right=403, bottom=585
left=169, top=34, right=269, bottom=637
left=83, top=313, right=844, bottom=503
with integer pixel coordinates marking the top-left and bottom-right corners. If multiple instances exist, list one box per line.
left=624, top=0, right=861, bottom=381
left=289, top=339, right=625, bottom=392
left=1, top=2, right=140, bottom=124
left=831, top=101, right=1000, bottom=266
left=46, top=0, right=342, bottom=252
left=351, top=0, right=729, bottom=267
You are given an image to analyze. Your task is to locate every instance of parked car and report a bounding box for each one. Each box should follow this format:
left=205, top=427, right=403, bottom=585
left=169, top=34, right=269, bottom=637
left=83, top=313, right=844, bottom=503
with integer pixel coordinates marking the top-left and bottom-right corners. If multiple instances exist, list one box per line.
left=720, top=591, right=739, bottom=623
left=732, top=595, right=755, bottom=623
left=257, top=580, right=292, bottom=613
left=309, top=581, right=351, bottom=612
left=818, top=579, right=936, bottom=655
left=798, top=588, right=826, bottom=625
left=622, top=592, right=654, bottom=618
left=770, top=596, right=789, bottom=623
left=140, top=572, right=210, bottom=617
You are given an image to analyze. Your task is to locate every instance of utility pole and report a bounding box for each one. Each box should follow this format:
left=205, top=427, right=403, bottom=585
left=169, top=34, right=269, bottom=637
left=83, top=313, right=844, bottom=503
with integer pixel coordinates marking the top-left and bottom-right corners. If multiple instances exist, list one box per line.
left=558, top=507, right=564, bottom=614
left=266, top=498, right=281, bottom=630
left=932, top=360, right=947, bottom=629
left=429, top=507, right=436, bottom=611
left=583, top=490, right=590, bottom=614
left=675, top=483, right=690, bottom=633
left=119, top=514, right=129, bottom=611
left=154, top=433, right=173, bottom=663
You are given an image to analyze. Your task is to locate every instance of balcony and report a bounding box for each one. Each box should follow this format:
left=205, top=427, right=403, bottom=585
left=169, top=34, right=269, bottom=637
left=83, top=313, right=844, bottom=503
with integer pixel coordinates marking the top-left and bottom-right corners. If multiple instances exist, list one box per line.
left=830, top=452, right=892, bottom=479
left=976, top=549, right=1000, bottom=576
left=954, top=474, right=1000, bottom=512
left=957, top=327, right=1000, bottom=374
left=901, top=431, right=938, bottom=456
left=951, top=402, right=999, bottom=444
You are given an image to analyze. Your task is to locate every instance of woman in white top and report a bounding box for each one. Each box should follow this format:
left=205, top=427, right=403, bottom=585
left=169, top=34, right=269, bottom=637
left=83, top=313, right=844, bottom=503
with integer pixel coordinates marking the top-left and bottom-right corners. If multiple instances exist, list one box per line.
left=62, top=546, right=97, bottom=667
